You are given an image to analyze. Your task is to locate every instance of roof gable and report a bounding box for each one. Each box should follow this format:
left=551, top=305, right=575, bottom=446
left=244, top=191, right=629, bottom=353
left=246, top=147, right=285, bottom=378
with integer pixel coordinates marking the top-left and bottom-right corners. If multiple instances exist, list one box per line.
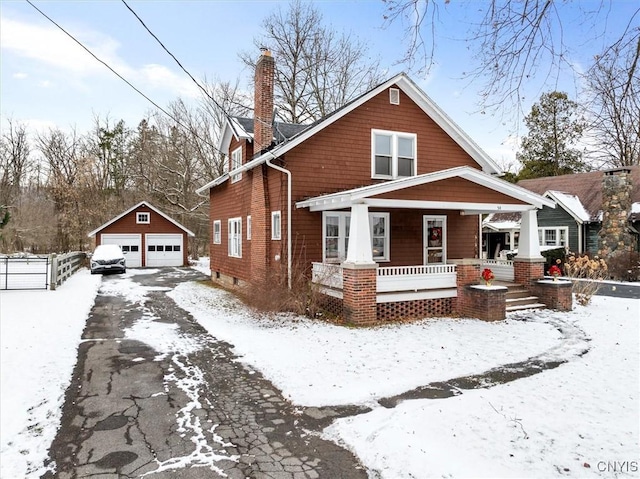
left=87, top=201, right=195, bottom=237
left=296, top=166, right=553, bottom=212
left=198, top=73, right=503, bottom=194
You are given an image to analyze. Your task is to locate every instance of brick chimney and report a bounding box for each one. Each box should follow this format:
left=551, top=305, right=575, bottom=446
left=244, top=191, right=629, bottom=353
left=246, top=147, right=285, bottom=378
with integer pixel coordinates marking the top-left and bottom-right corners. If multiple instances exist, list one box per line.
left=254, top=49, right=275, bottom=154
left=598, top=168, right=633, bottom=258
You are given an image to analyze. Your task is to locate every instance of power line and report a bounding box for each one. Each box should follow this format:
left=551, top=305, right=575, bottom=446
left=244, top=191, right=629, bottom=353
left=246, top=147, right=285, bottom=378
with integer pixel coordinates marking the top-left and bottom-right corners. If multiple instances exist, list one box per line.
left=120, top=0, right=231, bottom=123
left=25, top=0, right=223, bottom=155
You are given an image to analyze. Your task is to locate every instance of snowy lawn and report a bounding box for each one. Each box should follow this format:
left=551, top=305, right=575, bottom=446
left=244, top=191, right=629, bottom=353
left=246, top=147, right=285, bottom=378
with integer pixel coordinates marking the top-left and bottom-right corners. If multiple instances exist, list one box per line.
left=1, top=261, right=638, bottom=478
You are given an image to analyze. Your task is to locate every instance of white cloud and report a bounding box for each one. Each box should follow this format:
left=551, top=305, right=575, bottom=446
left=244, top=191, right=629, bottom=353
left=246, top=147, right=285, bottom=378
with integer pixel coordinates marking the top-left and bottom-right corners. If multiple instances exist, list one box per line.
left=38, top=80, right=52, bottom=88
left=12, top=72, right=28, bottom=79
left=138, top=64, right=200, bottom=98
left=0, top=17, right=123, bottom=76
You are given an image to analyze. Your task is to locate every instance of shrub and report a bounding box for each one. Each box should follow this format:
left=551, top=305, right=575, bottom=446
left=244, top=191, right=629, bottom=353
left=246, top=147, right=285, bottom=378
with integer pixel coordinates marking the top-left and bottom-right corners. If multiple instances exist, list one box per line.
left=563, top=253, right=608, bottom=306
left=542, top=247, right=567, bottom=271
left=606, top=250, right=640, bottom=282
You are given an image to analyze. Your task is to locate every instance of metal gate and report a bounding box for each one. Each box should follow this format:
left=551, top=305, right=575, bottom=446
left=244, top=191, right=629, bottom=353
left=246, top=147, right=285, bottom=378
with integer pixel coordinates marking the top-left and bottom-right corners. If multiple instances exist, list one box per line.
left=0, top=256, right=50, bottom=290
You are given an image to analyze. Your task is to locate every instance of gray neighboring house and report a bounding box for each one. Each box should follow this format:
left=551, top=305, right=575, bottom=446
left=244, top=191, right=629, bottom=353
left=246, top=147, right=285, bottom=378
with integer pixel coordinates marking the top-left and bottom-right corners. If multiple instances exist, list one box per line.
left=483, top=167, right=640, bottom=257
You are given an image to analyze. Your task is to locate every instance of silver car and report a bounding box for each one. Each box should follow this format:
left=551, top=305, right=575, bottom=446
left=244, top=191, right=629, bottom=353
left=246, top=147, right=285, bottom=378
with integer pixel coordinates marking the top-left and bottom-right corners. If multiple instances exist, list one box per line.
left=90, top=244, right=126, bottom=274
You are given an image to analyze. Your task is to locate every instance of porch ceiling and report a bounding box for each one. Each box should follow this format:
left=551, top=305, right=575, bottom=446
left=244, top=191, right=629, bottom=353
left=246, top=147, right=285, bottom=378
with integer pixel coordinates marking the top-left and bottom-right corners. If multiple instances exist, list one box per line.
left=296, top=166, right=555, bottom=213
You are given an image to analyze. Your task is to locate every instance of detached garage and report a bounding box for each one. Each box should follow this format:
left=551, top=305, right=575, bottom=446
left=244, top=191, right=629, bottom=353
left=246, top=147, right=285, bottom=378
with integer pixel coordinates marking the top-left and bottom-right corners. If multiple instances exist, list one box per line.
left=88, top=201, right=195, bottom=268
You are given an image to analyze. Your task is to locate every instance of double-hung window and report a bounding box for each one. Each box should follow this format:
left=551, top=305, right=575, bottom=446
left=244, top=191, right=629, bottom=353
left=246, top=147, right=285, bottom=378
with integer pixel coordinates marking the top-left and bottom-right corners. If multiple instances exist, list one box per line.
left=213, top=220, right=221, bottom=244
left=230, top=147, right=242, bottom=182
left=228, top=217, right=242, bottom=257
left=372, top=129, right=416, bottom=179
left=322, top=211, right=389, bottom=262
left=538, top=227, right=568, bottom=247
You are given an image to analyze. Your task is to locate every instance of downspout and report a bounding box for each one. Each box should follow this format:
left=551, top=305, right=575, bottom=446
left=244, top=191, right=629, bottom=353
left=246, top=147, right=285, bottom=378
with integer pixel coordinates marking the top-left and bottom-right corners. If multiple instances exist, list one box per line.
left=265, top=152, right=292, bottom=289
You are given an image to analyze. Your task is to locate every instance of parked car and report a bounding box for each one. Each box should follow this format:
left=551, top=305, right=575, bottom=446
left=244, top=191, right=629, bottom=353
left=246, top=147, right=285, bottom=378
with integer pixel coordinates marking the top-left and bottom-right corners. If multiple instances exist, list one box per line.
left=90, top=244, right=126, bottom=274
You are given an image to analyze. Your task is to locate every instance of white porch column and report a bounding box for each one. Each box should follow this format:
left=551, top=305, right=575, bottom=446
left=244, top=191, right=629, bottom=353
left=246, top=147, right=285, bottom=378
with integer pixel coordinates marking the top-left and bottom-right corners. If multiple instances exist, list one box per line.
left=344, top=203, right=375, bottom=265
left=518, top=209, right=543, bottom=259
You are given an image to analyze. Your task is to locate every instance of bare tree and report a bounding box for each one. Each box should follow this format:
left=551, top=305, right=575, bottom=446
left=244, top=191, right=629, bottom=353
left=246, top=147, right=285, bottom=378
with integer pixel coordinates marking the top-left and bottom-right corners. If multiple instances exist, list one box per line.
left=382, top=1, right=640, bottom=115
left=0, top=119, right=31, bottom=210
left=585, top=33, right=640, bottom=167
left=241, top=0, right=383, bottom=123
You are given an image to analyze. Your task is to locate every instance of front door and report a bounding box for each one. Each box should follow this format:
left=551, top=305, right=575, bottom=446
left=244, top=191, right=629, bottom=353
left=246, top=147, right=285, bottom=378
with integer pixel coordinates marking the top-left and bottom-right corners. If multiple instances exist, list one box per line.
left=423, top=216, right=446, bottom=264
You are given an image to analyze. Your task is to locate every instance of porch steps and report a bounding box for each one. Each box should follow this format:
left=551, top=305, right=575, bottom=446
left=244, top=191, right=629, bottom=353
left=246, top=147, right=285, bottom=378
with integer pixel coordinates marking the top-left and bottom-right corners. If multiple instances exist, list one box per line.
left=501, top=282, right=547, bottom=312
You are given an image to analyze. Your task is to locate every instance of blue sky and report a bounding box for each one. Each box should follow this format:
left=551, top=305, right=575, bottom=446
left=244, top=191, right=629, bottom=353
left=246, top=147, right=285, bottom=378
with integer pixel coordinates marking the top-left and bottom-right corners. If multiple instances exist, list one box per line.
left=1, top=0, right=636, bottom=169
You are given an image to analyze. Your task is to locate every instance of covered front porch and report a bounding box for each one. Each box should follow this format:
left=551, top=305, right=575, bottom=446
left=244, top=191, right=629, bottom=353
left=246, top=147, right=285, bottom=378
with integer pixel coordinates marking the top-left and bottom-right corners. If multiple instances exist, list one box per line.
left=296, top=167, right=558, bottom=324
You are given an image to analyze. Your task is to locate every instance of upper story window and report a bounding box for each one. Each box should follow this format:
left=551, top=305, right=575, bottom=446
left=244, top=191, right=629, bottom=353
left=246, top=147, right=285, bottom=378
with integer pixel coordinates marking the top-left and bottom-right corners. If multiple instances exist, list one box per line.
left=231, top=147, right=242, bottom=182
left=136, top=212, right=150, bottom=224
left=371, top=129, right=416, bottom=179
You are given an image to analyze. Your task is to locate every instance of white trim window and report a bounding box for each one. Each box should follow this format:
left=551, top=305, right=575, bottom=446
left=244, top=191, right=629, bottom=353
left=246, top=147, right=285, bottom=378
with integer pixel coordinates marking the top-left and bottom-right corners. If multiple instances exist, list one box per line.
left=271, top=211, right=282, bottom=240
left=322, top=211, right=389, bottom=262
left=247, top=215, right=252, bottom=240
left=136, top=212, right=150, bottom=224
left=228, top=218, right=242, bottom=257
left=231, top=147, right=242, bottom=182
left=371, top=129, right=416, bottom=179
left=213, top=220, right=221, bottom=244
left=538, top=227, right=568, bottom=247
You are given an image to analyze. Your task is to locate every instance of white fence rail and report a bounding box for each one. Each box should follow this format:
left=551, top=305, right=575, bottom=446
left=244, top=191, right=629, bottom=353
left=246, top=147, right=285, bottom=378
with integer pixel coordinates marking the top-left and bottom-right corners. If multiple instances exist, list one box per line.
left=481, top=259, right=514, bottom=282
left=312, top=262, right=343, bottom=289
left=50, top=252, right=86, bottom=290
left=377, top=264, right=457, bottom=293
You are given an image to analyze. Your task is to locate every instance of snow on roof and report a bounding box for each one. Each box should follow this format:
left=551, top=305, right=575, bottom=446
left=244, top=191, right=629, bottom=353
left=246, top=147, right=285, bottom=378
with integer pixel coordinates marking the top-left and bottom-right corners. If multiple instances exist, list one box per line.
left=546, top=190, right=590, bottom=223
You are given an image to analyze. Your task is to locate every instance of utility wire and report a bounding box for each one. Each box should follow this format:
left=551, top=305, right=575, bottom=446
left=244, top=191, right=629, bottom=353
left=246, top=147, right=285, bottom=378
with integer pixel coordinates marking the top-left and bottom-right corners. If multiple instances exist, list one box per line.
left=120, top=0, right=231, bottom=123
left=25, top=0, right=223, bottom=155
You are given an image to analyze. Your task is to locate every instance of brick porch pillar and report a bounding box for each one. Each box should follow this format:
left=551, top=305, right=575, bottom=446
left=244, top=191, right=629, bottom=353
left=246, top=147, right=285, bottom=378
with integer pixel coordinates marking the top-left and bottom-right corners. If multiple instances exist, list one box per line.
left=532, top=279, right=573, bottom=311
left=513, top=258, right=545, bottom=287
left=342, top=264, right=377, bottom=325
left=450, top=259, right=481, bottom=316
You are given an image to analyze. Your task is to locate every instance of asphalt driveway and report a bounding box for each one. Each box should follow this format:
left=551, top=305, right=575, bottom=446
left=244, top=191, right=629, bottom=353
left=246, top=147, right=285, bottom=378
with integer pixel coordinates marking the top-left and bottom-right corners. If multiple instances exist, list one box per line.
left=42, top=268, right=366, bottom=479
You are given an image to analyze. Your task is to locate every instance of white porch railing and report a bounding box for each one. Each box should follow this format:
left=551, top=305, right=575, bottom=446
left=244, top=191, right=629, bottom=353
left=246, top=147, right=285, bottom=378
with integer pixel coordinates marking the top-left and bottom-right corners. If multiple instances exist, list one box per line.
left=481, top=259, right=514, bottom=282
left=311, top=262, right=458, bottom=302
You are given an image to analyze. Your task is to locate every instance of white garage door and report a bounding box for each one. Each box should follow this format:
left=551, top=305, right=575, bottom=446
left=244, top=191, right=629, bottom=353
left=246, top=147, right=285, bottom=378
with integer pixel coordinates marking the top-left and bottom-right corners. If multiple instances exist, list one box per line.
left=146, top=234, right=183, bottom=267
left=100, top=234, right=142, bottom=268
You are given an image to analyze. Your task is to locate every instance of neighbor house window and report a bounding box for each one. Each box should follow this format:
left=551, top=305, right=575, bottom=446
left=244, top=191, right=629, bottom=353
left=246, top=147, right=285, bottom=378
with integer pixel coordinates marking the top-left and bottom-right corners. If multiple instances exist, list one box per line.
left=371, top=129, right=416, bottom=179
left=213, top=220, right=221, bottom=244
left=231, top=147, right=242, bottom=182
left=247, top=215, right=252, bottom=240
left=322, top=211, right=389, bottom=262
left=136, top=212, right=150, bottom=224
left=228, top=217, right=242, bottom=257
left=538, top=227, right=568, bottom=247
left=271, top=211, right=282, bottom=240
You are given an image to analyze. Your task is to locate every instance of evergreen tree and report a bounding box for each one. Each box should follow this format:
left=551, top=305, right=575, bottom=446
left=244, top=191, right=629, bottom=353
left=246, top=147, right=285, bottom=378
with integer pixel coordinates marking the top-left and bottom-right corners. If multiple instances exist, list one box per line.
left=516, top=91, right=588, bottom=179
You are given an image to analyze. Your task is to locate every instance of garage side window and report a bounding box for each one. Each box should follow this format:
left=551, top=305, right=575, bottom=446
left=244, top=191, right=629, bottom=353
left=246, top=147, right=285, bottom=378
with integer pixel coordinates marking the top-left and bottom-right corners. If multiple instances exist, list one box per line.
left=137, top=212, right=150, bottom=224
left=213, top=220, right=221, bottom=244
left=228, top=218, right=242, bottom=258
left=247, top=216, right=252, bottom=240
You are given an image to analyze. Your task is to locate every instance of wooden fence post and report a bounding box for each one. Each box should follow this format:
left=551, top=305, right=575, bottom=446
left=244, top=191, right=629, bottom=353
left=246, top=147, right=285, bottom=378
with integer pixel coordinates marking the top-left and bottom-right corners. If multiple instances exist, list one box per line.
left=50, top=253, right=58, bottom=291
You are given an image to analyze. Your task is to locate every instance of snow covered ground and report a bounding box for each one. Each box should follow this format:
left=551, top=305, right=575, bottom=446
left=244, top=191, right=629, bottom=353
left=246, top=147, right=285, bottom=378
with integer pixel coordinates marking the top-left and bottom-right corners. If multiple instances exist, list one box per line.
left=1, top=261, right=638, bottom=478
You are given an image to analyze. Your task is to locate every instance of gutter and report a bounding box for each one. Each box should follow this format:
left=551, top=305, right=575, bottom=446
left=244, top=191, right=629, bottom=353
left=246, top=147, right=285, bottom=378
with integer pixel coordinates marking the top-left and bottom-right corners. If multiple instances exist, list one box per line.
left=265, top=152, right=292, bottom=289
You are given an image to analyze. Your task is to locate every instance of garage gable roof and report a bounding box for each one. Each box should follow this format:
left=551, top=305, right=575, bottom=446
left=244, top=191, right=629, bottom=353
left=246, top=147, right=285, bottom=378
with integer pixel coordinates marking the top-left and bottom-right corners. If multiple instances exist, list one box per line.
left=87, top=201, right=195, bottom=238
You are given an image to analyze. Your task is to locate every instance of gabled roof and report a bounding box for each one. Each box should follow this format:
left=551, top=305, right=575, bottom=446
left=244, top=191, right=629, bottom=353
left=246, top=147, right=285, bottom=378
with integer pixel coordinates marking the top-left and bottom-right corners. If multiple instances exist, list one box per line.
left=296, top=166, right=554, bottom=212
left=198, top=72, right=503, bottom=194
left=518, top=167, right=640, bottom=222
left=87, top=201, right=195, bottom=237
left=219, top=116, right=309, bottom=153
left=545, top=190, right=591, bottom=224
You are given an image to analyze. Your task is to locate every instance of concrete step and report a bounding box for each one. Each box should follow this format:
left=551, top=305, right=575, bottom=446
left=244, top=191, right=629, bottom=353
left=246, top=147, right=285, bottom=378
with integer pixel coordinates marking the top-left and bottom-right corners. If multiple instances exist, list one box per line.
left=506, top=303, right=547, bottom=312
left=506, top=296, right=541, bottom=307
left=505, top=289, right=534, bottom=299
